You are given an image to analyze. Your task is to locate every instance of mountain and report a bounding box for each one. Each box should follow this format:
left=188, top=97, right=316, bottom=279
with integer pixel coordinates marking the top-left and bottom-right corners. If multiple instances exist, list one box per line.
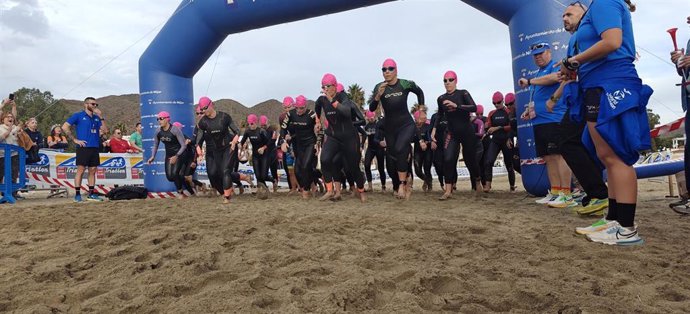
left=57, top=94, right=317, bottom=132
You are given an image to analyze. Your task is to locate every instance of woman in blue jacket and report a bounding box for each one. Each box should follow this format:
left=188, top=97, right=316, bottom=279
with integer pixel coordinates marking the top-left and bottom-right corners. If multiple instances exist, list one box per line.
left=563, top=0, right=650, bottom=245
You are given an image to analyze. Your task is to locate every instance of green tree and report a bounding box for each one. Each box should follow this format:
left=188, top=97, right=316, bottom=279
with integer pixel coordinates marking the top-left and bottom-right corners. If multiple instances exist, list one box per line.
left=346, top=84, right=366, bottom=110
left=647, top=108, right=661, bottom=151
left=10, top=88, right=69, bottom=137
left=112, top=122, right=128, bottom=135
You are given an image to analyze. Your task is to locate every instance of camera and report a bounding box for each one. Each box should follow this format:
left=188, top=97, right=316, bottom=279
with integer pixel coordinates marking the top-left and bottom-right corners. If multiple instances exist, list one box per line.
left=9, top=93, right=14, bottom=101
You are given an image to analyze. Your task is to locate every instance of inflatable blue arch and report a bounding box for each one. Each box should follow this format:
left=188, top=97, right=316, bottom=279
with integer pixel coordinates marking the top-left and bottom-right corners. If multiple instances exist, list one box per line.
left=139, top=0, right=683, bottom=194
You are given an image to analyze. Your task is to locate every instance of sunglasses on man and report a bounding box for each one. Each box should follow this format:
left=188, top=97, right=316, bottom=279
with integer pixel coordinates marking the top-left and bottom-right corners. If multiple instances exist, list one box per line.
left=443, top=78, right=455, bottom=83
left=381, top=67, right=396, bottom=73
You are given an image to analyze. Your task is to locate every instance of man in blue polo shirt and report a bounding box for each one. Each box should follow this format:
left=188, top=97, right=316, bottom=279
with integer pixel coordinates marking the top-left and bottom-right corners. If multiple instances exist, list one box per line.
left=519, top=42, right=573, bottom=208
left=62, top=97, right=106, bottom=202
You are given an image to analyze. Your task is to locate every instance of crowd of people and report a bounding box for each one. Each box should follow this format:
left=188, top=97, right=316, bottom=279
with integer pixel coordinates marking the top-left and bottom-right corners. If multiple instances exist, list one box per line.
left=4, top=1, right=688, bottom=247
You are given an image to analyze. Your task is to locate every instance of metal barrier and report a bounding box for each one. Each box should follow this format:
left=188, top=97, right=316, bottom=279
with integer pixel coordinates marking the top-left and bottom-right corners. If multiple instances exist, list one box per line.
left=0, top=144, right=26, bottom=204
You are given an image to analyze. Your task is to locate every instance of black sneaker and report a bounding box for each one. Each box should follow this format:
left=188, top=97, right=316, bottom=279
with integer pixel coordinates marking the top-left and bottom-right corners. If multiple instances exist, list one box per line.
left=670, top=198, right=690, bottom=215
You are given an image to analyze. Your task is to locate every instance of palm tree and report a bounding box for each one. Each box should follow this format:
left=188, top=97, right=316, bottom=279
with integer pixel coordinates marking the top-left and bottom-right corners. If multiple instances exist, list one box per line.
left=347, top=84, right=366, bottom=110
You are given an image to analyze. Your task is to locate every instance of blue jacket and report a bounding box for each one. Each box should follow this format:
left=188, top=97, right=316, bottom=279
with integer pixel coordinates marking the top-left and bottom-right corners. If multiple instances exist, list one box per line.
left=565, top=78, right=652, bottom=166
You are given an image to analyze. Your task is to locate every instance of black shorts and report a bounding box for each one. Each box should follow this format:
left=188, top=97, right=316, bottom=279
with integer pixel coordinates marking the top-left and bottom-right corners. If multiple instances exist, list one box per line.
left=534, top=123, right=561, bottom=157
left=584, top=87, right=603, bottom=122
left=76, top=147, right=100, bottom=167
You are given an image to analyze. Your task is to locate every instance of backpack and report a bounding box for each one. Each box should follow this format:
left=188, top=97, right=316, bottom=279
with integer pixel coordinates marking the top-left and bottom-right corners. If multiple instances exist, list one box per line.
left=106, top=186, right=148, bottom=200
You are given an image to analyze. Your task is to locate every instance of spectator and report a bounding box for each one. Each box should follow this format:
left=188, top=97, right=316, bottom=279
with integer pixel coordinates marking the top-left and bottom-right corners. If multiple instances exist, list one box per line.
left=24, top=118, right=44, bottom=149
left=669, top=15, right=690, bottom=212
left=109, top=128, right=134, bottom=153
left=99, top=125, right=111, bottom=153
left=129, top=122, right=144, bottom=153
left=0, top=111, right=22, bottom=199
left=47, top=125, right=69, bottom=150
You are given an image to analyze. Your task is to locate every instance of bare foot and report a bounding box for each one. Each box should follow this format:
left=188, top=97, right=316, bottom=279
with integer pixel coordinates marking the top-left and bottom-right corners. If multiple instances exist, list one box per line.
left=319, top=191, right=334, bottom=201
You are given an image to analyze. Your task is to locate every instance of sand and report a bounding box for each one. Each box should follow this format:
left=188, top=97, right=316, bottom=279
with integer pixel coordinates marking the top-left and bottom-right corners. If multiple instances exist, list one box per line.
left=1, top=177, right=690, bottom=313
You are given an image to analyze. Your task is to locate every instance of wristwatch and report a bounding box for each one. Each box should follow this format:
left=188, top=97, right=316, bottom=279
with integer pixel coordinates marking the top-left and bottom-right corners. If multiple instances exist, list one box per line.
left=549, top=95, right=560, bottom=102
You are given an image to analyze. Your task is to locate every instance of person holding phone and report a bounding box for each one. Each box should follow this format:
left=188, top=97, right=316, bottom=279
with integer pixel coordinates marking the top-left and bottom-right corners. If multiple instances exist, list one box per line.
left=62, top=97, right=105, bottom=202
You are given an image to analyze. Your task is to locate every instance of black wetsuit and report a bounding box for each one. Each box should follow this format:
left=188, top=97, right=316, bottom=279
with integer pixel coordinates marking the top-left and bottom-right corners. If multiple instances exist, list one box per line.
left=429, top=112, right=446, bottom=186
left=262, top=126, right=279, bottom=184
left=413, top=121, right=433, bottom=188
left=315, top=92, right=365, bottom=190
left=196, top=112, right=240, bottom=194
left=241, top=128, right=270, bottom=185
left=484, top=107, right=516, bottom=187
left=477, top=115, right=490, bottom=185
left=363, top=119, right=386, bottom=186
left=369, top=79, right=424, bottom=190
left=280, top=109, right=317, bottom=190
left=436, top=89, right=480, bottom=186
left=152, top=125, right=188, bottom=191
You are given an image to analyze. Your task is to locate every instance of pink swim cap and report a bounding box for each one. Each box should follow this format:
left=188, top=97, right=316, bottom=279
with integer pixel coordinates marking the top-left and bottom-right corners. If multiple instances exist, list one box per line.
left=382, top=58, right=397, bottom=68
left=247, top=114, right=258, bottom=124
left=323, top=119, right=329, bottom=129
left=365, top=111, right=376, bottom=119
left=295, top=95, right=307, bottom=108
left=413, top=111, right=422, bottom=121
left=504, top=93, right=516, bottom=104
left=337, top=83, right=344, bottom=93
left=157, top=111, right=170, bottom=119
left=172, top=122, right=183, bottom=128
left=259, top=115, right=268, bottom=126
left=476, top=105, right=484, bottom=115
left=197, top=96, right=213, bottom=111
left=283, top=96, right=294, bottom=108
left=321, top=73, right=337, bottom=87
left=492, top=91, right=504, bottom=104
left=444, top=70, right=457, bottom=80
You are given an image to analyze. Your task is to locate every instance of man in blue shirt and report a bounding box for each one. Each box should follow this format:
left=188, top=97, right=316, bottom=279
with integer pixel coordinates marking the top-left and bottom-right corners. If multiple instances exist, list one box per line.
left=548, top=3, right=610, bottom=216
left=518, top=42, right=574, bottom=208
left=62, top=97, right=106, bottom=202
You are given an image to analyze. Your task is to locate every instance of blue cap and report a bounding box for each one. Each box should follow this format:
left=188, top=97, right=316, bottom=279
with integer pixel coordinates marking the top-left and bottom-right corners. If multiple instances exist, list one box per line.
left=530, top=42, right=551, bottom=55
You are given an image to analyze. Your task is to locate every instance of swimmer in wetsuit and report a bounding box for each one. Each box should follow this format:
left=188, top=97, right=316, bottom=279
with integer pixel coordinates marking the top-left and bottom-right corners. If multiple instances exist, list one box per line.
left=147, top=111, right=188, bottom=198
left=259, top=115, right=280, bottom=192
left=241, top=114, right=271, bottom=199
left=433, top=70, right=482, bottom=200
left=362, top=110, right=386, bottom=192
left=195, top=96, right=240, bottom=204
left=280, top=95, right=318, bottom=199
left=315, top=73, right=367, bottom=202
left=412, top=110, right=433, bottom=192
left=368, top=58, right=424, bottom=200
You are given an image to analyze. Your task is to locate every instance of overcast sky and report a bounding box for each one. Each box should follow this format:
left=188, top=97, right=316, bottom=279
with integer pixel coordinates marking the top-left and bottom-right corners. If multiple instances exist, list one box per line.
left=0, top=0, right=688, bottom=125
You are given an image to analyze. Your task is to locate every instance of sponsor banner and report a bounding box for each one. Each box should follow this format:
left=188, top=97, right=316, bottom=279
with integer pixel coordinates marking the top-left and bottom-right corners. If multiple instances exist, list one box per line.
left=26, top=150, right=507, bottom=190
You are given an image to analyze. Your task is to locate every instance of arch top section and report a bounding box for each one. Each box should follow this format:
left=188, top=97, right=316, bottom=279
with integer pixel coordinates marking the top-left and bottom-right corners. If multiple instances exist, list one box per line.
left=139, top=0, right=394, bottom=78
left=459, top=0, right=522, bottom=25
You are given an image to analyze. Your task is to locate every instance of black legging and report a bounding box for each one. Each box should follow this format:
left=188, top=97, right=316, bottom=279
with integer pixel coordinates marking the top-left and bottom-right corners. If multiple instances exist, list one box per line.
left=320, top=134, right=364, bottom=189
left=252, top=152, right=270, bottom=185
left=384, top=122, right=415, bottom=189
left=266, top=149, right=279, bottom=183
left=165, top=154, right=188, bottom=191
left=413, top=146, right=433, bottom=186
left=364, top=147, right=386, bottom=186
left=443, top=125, right=481, bottom=185
left=432, top=146, right=444, bottom=187
left=293, top=142, right=316, bottom=190
left=471, top=139, right=484, bottom=190
left=206, top=148, right=234, bottom=194
left=478, top=136, right=491, bottom=185
left=484, top=139, right=516, bottom=187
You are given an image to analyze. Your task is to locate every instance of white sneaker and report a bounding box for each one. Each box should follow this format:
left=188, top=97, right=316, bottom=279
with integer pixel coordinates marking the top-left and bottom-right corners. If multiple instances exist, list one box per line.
left=536, top=190, right=557, bottom=204
left=575, top=218, right=617, bottom=235
left=548, top=193, right=578, bottom=208
left=586, top=223, right=644, bottom=246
